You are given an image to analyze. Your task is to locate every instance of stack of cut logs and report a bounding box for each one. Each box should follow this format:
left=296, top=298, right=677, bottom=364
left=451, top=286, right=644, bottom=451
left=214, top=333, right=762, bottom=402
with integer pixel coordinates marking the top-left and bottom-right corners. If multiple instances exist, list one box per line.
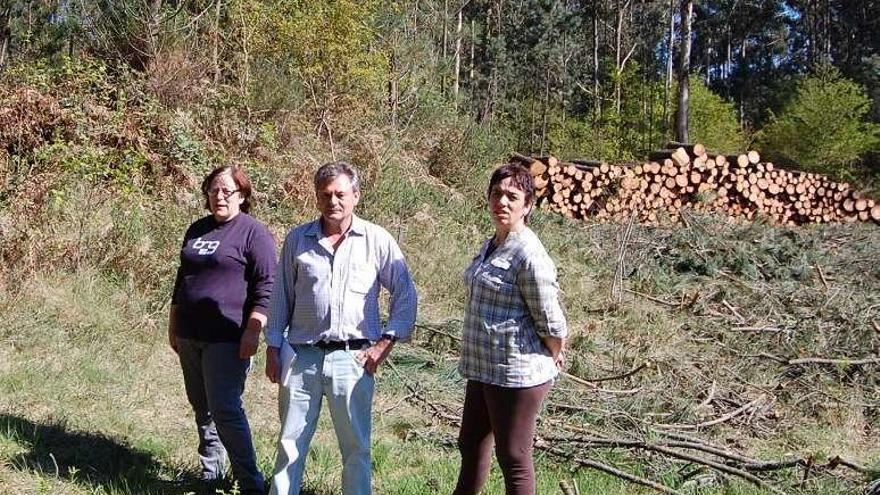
left=518, top=142, right=880, bottom=226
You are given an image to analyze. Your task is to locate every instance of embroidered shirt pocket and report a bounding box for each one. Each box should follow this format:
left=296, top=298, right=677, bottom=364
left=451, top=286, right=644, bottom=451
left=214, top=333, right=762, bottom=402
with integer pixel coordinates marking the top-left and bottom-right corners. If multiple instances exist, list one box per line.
left=478, top=258, right=517, bottom=295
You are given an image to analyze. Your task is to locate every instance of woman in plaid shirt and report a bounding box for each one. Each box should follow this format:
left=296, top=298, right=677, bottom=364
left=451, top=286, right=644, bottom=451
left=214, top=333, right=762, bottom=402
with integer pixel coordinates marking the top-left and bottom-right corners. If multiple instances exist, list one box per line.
left=453, top=163, right=568, bottom=495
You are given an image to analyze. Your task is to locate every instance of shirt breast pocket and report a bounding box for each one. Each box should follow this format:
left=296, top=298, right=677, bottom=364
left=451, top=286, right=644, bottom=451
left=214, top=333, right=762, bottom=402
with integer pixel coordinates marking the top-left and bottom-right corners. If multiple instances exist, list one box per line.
left=348, top=266, right=377, bottom=294
left=477, top=268, right=517, bottom=296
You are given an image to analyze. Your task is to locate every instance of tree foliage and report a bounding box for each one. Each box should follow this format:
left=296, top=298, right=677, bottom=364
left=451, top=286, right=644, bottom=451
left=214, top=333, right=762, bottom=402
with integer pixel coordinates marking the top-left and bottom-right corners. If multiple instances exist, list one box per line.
left=760, top=66, right=879, bottom=177
left=688, top=78, right=749, bottom=154
left=2, top=0, right=880, bottom=182
left=242, top=0, right=385, bottom=125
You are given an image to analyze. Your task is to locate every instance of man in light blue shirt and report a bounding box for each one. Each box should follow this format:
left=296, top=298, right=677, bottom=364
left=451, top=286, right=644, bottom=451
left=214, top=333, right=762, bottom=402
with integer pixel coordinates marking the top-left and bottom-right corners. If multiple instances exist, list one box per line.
left=264, top=161, right=417, bottom=495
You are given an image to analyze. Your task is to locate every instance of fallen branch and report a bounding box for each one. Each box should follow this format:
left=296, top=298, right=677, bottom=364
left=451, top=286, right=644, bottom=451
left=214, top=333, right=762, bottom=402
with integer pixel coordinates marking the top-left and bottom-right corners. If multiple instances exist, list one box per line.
left=386, top=359, right=461, bottom=424
left=560, top=371, right=642, bottom=394
left=656, top=395, right=766, bottom=430
left=722, top=299, right=746, bottom=323
left=696, top=381, right=716, bottom=411
left=816, top=265, right=830, bottom=291
left=787, top=357, right=880, bottom=366
left=825, top=455, right=873, bottom=475
left=548, top=430, right=788, bottom=494
left=625, top=288, right=678, bottom=307
left=380, top=392, right=414, bottom=415
left=650, top=429, right=811, bottom=473
left=414, top=321, right=462, bottom=342
left=633, top=443, right=787, bottom=494
left=556, top=427, right=759, bottom=467
left=559, top=480, right=579, bottom=495
left=558, top=427, right=795, bottom=471
left=537, top=441, right=684, bottom=495
left=741, top=458, right=806, bottom=472
left=730, top=325, right=785, bottom=333
left=717, top=270, right=759, bottom=292
left=754, top=353, right=790, bottom=364
left=586, top=362, right=648, bottom=383
left=424, top=326, right=461, bottom=342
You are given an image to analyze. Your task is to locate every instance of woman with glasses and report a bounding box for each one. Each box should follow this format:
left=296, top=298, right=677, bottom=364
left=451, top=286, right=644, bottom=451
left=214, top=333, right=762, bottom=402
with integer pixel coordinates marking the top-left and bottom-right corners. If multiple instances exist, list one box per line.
left=169, top=165, right=276, bottom=494
left=453, top=163, right=568, bottom=495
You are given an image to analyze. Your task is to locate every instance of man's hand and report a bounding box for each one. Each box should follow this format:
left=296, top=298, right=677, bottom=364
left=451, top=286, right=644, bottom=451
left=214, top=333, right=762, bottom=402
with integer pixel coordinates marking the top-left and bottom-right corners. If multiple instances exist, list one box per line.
left=265, top=346, right=281, bottom=384
left=359, top=338, right=395, bottom=375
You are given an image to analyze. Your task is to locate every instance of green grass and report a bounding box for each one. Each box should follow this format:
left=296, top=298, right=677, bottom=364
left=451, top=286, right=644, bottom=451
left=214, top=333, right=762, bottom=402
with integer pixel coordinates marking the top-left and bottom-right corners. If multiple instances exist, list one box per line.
left=3, top=209, right=879, bottom=494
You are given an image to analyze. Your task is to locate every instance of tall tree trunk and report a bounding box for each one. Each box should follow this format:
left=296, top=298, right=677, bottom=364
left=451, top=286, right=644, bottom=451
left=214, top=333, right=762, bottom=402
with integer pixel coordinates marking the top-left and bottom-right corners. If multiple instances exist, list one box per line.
left=213, top=0, right=222, bottom=85
left=739, top=36, right=746, bottom=123
left=453, top=7, right=463, bottom=99
left=469, top=18, right=475, bottom=82
left=388, top=51, right=399, bottom=131
left=236, top=0, right=251, bottom=100
left=540, top=62, right=551, bottom=154
left=823, top=0, right=831, bottom=63
left=674, top=0, right=693, bottom=143
left=480, top=1, right=502, bottom=125
left=614, top=0, right=630, bottom=116
left=146, top=0, right=163, bottom=65
left=593, top=10, right=600, bottom=118
left=0, top=4, right=10, bottom=69
left=705, top=36, right=711, bottom=84
left=441, top=0, right=448, bottom=95
left=725, top=28, right=731, bottom=80
left=664, top=0, right=675, bottom=135
left=559, top=29, right=567, bottom=129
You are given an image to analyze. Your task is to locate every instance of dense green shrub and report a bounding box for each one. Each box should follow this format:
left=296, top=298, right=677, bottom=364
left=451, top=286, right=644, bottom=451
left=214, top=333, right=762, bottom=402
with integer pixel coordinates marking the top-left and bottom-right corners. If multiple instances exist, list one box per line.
left=760, top=65, right=880, bottom=179
left=688, top=78, right=751, bottom=154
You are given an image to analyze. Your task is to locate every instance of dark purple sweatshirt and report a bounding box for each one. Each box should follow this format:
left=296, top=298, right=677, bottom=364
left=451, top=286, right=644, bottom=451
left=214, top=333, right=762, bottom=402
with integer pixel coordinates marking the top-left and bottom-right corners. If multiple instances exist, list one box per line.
left=172, top=213, right=276, bottom=343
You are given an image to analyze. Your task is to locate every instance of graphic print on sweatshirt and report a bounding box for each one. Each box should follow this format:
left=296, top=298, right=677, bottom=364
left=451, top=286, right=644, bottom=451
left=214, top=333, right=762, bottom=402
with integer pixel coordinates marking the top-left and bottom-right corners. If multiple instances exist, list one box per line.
left=192, top=237, right=220, bottom=255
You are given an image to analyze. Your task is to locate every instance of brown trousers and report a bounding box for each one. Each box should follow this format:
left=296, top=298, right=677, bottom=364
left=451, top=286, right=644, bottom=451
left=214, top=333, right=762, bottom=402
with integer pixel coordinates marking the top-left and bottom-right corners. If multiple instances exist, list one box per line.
left=453, top=379, right=552, bottom=495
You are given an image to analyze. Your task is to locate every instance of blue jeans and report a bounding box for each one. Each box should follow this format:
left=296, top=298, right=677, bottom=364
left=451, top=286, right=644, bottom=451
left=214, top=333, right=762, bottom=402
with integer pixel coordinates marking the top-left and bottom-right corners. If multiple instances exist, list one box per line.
left=269, top=344, right=375, bottom=495
left=177, top=338, right=265, bottom=494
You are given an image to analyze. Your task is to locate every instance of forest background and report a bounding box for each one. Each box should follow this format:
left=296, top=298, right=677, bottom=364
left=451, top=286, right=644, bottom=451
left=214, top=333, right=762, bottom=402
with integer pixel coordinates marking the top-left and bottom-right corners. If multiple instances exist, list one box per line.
left=1, top=1, right=879, bottom=494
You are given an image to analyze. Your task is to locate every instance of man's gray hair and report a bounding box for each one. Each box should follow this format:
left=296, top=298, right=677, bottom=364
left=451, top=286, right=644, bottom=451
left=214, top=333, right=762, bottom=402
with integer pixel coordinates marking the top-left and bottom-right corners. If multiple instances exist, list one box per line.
left=314, top=161, right=361, bottom=191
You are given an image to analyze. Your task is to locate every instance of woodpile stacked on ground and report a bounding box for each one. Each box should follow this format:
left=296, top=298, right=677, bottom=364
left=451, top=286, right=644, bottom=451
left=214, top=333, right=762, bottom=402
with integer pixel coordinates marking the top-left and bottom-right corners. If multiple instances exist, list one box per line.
left=517, top=142, right=880, bottom=226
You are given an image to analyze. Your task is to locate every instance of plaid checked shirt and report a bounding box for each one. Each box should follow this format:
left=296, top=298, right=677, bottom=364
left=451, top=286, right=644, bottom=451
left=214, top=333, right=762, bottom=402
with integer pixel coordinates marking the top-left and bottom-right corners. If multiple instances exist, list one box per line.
left=459, top=227, right=567, bottom=388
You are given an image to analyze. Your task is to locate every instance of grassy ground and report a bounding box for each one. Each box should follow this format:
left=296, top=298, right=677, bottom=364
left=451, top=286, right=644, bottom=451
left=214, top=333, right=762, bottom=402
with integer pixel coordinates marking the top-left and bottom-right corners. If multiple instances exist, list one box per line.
left=1, top=204, right=878, bottom=494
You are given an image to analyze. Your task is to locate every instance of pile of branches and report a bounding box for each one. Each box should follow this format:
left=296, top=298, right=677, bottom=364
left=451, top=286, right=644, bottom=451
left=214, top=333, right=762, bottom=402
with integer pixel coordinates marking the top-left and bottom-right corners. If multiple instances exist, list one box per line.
left=518, top=142, right=880, bottom=226
left=392, top=219, right=880, bottom=494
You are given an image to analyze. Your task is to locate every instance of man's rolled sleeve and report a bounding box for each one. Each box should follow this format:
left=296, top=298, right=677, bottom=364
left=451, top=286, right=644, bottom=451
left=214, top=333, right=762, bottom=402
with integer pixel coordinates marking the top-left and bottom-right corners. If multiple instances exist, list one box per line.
left=518, top=254, right=567, bottom=339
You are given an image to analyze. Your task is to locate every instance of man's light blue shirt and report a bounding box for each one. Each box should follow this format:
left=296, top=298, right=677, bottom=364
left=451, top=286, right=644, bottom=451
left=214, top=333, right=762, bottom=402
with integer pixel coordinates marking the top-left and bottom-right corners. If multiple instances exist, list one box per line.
left=265, top=214, right=417, bottom=348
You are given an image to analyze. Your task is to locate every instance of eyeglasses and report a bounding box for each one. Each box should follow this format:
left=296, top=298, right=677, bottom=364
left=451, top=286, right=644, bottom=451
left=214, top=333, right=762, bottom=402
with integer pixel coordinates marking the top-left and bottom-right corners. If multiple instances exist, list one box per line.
left=208, top=187, right=240, bottom=198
